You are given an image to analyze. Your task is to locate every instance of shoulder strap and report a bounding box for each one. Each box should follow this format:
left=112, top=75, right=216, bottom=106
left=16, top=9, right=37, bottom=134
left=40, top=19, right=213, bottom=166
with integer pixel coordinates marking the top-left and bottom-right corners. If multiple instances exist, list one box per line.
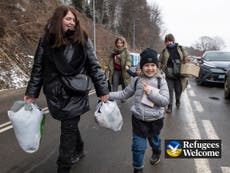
left=178, top=45, right=183, bottom=52
left=157, top=77, right=161, bottom=89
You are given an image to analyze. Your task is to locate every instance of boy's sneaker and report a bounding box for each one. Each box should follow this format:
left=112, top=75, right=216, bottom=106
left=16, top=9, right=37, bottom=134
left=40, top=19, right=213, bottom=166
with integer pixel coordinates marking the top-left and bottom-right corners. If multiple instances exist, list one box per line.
left=71, top=151, right=85, bottom=164
left=150, top=153, right=160, bottom=165
left=134, top=168, right=143, bottom=173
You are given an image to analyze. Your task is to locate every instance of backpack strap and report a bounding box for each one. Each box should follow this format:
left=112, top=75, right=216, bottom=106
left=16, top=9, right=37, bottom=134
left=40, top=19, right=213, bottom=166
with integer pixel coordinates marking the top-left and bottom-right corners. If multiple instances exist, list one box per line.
left=178, top=45, right=186, bottom=59
left=157, top=77, right=161, bottom=89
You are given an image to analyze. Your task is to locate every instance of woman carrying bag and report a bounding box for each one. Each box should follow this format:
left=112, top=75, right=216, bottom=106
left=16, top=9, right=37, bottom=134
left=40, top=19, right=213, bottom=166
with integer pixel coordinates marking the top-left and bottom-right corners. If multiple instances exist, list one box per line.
left=24, top=5, right=109, bottom=173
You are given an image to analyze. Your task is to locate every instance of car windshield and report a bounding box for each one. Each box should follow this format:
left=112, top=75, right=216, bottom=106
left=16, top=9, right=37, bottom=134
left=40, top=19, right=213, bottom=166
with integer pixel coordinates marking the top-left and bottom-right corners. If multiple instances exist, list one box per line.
left=203, top=52, right=230, bottom=61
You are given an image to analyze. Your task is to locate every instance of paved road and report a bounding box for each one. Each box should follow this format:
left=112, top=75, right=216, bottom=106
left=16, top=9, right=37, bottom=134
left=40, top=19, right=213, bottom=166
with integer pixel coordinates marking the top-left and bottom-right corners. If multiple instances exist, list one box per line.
left=0, top=79, right=230, bottom=173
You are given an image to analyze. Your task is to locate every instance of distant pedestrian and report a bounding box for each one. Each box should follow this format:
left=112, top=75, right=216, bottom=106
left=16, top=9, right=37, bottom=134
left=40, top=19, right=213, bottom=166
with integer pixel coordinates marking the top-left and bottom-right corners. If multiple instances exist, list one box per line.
left=108, top=37, right=132, bottom=92
left=23, top=5, right=109, bottom=173
left=109, top=48, right=169, bottom=173
left=159, top=34, right=189, bottom=113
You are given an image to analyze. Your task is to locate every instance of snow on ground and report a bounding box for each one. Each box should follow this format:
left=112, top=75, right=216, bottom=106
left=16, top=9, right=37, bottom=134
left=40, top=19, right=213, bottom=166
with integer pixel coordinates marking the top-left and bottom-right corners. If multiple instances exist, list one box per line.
left=0, top=54, right=33, bottom=91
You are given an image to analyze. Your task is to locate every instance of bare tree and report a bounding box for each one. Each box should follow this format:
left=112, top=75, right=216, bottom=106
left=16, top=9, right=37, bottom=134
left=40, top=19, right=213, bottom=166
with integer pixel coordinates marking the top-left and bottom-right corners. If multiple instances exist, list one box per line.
left=72, top=0, right=84, bottom=10
left=147, top=4, right=163, bottom=50
left=194, top=36, right=226, bottom=52
left=212, top=36, right=226, bottom=50
left=81, top=0, right=164, bottom=51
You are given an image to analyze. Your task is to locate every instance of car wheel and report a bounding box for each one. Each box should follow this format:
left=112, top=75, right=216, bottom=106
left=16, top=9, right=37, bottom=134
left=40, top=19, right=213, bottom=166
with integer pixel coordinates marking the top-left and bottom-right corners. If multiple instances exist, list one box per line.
left=224, top=79, right=230, bottom=99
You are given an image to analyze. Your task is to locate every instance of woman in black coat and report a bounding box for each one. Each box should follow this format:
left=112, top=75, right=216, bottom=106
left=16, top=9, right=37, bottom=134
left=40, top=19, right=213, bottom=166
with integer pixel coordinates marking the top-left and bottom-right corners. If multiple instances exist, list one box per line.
left=24, top=5, right=109, bottom=173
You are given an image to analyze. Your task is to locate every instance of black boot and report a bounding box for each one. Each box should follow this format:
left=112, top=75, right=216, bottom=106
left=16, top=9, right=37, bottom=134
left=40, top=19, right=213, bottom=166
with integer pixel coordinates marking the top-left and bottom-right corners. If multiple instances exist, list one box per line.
left=57, top=166, right=70, bottom=173
left=71, top=150, right=85, bottom=164
left=176, top=99, right=180, bottom=108
left=166, top=104, right=172, bottom=113
left=134, top=168, right=143, bottom=173
left=71, top=131, right=85, bottom=164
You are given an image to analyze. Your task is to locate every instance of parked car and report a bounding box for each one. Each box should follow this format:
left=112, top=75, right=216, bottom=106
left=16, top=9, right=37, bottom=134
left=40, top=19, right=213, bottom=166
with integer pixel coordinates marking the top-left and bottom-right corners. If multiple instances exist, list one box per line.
left=196, top=51, right=230, bottom=85
left=224, top=68, right=230, bottom=99
left=189, top=56, right=201, bottom=64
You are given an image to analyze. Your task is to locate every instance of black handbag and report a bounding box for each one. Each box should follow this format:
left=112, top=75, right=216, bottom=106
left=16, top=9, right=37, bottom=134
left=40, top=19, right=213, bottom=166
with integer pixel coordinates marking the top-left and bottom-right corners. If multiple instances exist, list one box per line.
left=61, top=74, right=93, bottom=93
left=172, top=59, right=181, bottom=76
left=166, top=59, right=181, bottom=78
left=51, top=43, right=94, bottom=93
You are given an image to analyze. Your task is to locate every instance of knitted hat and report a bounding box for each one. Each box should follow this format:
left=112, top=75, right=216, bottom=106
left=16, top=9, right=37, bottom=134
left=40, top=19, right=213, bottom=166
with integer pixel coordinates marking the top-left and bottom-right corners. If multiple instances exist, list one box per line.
left=140, top=48, right=158, bottom=69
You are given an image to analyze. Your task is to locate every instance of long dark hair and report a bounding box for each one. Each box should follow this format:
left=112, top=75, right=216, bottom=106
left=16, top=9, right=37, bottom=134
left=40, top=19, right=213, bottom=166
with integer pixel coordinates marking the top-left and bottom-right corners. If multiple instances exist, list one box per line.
left=44, top=5, right=87, bottom=48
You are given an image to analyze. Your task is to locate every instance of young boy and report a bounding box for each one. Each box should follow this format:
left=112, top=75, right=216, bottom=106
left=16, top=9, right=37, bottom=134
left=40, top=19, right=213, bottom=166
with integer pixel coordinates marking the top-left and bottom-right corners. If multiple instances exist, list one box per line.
left=109, top=48, right=169, bottom=173
left=125, top=63, right=141, bottom=77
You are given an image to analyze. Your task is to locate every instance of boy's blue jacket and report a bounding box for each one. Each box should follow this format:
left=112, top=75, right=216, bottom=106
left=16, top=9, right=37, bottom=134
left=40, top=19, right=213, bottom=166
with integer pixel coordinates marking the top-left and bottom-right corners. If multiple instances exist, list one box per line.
left=109, top=72, right=169, bottom=121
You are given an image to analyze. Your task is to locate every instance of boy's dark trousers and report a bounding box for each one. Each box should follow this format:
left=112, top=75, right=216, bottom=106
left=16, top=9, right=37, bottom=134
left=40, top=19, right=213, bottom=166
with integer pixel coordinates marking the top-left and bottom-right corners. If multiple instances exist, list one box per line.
left=57, top=116, right=84, bottom=173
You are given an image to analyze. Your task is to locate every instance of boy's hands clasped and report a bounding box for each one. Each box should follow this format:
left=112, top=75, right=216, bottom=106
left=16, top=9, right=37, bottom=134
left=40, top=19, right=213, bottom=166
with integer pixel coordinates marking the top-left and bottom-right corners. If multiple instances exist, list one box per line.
left=142, top=80, right=159, bottom=95
left=143, top=83, right=152, bottom=95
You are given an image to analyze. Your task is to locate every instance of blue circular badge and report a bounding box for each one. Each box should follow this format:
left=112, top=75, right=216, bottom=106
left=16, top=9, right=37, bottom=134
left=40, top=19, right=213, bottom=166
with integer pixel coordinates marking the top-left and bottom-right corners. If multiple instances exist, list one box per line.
left=166, top=141, right=182, bottom=157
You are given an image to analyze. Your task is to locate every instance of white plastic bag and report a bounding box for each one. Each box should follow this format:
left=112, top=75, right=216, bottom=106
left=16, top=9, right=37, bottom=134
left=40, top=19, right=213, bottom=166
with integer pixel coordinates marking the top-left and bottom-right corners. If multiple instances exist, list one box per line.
left=94, top=101, right=123, bottom=132
left=7, top=100, right=45, bottom=153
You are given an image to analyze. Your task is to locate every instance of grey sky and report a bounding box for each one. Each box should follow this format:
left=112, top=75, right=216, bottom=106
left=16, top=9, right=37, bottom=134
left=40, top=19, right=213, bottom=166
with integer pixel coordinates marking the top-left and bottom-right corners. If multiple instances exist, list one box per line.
left=147, top=0, right=230, bottom=50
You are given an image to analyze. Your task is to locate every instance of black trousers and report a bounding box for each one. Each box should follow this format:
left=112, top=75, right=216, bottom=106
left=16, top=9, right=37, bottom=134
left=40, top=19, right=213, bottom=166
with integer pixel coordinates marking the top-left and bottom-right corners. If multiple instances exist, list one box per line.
left=166, top=77, right=182, bottom=107
left=57, top=116, right=84, bottom=172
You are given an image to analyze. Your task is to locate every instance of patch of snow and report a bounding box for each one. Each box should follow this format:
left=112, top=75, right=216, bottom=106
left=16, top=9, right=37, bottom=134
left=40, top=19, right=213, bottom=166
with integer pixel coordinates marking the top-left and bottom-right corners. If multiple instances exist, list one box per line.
left=27, top=55, right=34, bottom=59
left=16, top=3, right=26, bottom=12
left=10, top=68, right=28, bottom=89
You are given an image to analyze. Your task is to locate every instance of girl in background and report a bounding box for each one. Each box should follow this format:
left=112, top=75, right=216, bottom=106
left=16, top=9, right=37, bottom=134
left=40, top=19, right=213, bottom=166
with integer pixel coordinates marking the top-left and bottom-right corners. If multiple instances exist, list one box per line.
left=108, top=37, right=132, bottom=92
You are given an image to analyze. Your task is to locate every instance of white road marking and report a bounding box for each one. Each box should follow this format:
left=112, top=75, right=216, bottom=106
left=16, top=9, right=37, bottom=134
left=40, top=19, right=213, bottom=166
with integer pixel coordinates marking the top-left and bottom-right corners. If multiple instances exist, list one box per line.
left=202, top=120, right=219, bottom=139
left=183, top=90, right=211, bottom=173
left=193, top=100, right=204, bottom=112
left=221, top=167, right=230, bottom=173
left=0, top=125, right=13, bottom=133
left=188, top=90, right=196, bottom=97
left=0, top=121, right=11, bottom=128
left=183, top=91, right=201, bottom=138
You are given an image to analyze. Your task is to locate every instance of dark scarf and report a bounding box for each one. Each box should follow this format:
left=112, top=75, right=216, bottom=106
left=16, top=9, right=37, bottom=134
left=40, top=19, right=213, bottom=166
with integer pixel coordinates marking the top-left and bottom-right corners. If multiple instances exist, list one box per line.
left=52, top=42, right=85, bottom=75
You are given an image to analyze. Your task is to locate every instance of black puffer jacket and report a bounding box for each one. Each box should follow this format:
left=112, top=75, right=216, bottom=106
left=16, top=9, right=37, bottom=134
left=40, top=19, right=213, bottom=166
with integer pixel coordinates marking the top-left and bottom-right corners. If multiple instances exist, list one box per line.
left=25, top=37, right=109, bottom=120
